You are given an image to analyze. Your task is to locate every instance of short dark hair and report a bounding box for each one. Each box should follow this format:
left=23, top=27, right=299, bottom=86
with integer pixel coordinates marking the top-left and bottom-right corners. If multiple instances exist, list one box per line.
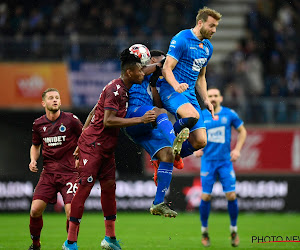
left=150, top=50, right=166, bottom=58
left=120, top=48, right=141, bottom=74
left=208, top=86, right=222, bottom=95
left=42, top=88, right=59, bottom=100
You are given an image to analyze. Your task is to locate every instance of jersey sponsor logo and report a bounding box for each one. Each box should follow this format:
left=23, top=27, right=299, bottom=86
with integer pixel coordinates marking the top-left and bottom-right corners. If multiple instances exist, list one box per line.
left=192, top=58, right=207, bottom=72
left=43, top=135, right=66, bottom=146
left=207, top=126, right=225, bottom=143
left=59, top=124, right=66, bottom=132
left=83, top=159, right=88, bottom=165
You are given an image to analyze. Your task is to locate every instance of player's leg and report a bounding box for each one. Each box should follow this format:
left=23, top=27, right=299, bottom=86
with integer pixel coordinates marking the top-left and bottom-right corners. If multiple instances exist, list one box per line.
left=60, top=174, right=78, bottom=234
left=99, top=156, right=121, bottom=249
left=199, top=160, right=216, bottom=247
left=219, top=161, right=239, bottom=247
left=63, top=146, right=100, bottom=249
left=29, top=172, right=57, bottom=250
left=150, top=147, right=177, bottom=217
left=179, top=104, right=207, bottom=158
left=29, top=199, right=47, bottom=250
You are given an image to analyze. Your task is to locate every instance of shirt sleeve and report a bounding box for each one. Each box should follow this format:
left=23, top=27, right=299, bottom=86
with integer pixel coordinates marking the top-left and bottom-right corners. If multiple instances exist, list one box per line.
left=32, top=121, right=42, bottom=145
left=103, top=84, right=121, bottom=112
left=230, top=109, right=244, bottom=129
left=167, top=33, right=186, bottom=62
left=71, top=114, right=83, bottom=137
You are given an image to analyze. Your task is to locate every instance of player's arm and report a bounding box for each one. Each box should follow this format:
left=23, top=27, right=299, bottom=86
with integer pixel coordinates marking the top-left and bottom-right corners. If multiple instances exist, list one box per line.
left=193, top=148, right=204, bottom=158
left=230, top=125, right=247, bottom=162
left=103, top=109, right=156, bottom=128
left=143, top=62, right=163, bottom=75
left=151, top=86, right=163, bottom=108
left=82, top=104, right=97, bottom=130
left=162, top=56, right=189, bottom=93
left=195, top=66, right=214, bottom=118
left=29, top=144, right=41, bottom=173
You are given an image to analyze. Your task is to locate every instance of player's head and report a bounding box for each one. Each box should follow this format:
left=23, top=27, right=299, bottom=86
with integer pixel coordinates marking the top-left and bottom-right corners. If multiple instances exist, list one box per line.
left=42, top=88, right=61, bottom=112
left=150, top=50, right=166, bottom=64
left=195, top=7, right=221, bottom=39
left=120, top=48, right=145, bottom=85
left=207, top=86, right=223, bottom=110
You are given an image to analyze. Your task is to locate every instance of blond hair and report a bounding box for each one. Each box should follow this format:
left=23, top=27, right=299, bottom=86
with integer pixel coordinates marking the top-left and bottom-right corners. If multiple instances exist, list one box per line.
left=196, top=7, right=222, bottom=24
left=42, top=88, right=59, bottom=100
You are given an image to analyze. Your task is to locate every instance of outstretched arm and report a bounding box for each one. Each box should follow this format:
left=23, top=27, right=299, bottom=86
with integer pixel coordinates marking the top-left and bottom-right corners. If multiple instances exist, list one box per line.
left=230, top=125, right=247, bottom=162
left=29, top=144, right=41, bottom=173
left=162, top=56, right=189, bottom=93
left=82, top=104, right=97, bottom=130
left=195, top=66, right=214, bottom=118
left=103, top=109, right=156, bottom=128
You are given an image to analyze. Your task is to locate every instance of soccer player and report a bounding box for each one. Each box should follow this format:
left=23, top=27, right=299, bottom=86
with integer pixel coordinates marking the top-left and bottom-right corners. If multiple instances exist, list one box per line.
left=124, top=49, right=189, bottom=217
left=28, top=88, right=83, bottom=250
left=62, top=48, right=157, bottom=250
left=194, top=87, right=247, bottom=247
left=157, top=7, right=222, bottom=158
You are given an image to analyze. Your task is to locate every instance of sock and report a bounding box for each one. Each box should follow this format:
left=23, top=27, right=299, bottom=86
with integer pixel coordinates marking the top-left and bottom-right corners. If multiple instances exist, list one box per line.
left=180, top=140, right=197, bottom=158
left=153, top=162, right=173, bottom=205
left=228, top=199, right=238, bottom=227
left=199, top=200, right=211, bottom=228
left=173, top=117, right=198, bottom=134
left=68, top=219, right=80, bottom=242
left=156, top=113, right=176, bottom=144
left=29, top=215, right=43, bottom=246
left=104, top=220, right=116, bottom=237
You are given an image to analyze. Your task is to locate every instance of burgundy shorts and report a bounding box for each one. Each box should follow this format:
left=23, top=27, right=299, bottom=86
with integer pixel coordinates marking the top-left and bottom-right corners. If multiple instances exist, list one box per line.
left=77, top=141, right=116, bottom=187
left=33, top=171, right=79, bottom=204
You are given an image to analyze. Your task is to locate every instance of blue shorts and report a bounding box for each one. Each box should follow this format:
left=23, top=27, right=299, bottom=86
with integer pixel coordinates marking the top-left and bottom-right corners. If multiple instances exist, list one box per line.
left=157, top=82, right=205, bottom=132
left=125, top=105, right=171, bottom=160
left=200, top=159, right=236, bottom=194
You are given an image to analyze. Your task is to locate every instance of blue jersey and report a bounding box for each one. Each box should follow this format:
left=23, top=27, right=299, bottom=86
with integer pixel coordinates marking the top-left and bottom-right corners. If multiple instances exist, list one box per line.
left=158, top=29, right=213, bottom=99
left=128, top=75, right=153, bottom=107
left=202, top=106, right=243, bottom=161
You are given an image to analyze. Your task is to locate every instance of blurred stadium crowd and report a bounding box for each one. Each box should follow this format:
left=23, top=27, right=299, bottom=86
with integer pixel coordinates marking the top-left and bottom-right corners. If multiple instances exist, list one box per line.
left=0, top=0, right=299, bottom=123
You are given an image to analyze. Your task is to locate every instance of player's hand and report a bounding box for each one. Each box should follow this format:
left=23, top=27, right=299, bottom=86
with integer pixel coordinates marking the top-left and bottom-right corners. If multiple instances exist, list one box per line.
left=75, top=158, right=80, bottom=169
left=193, top=149, right=204, bottom=158
left=230, top=149, right=240, bottom=162
left=73, top=146, right=79, bottom=160
left=174, top=83, right=189, bottom=93
left=29, top=160, right=38, bottom=173
left=141, top=110, right=156, bottom=124
left=204, top=99, right=215, bottom=119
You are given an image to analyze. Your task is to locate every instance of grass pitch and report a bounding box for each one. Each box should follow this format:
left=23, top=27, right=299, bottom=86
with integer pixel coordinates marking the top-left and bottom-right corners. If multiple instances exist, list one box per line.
left=0, top=212, right=299, bottom=249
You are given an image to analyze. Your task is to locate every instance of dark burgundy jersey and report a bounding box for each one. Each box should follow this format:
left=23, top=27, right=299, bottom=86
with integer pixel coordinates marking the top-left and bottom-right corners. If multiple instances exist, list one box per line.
left=32, top=111, right=83, bottom=174
left=79, top=78, right=129, bottom=155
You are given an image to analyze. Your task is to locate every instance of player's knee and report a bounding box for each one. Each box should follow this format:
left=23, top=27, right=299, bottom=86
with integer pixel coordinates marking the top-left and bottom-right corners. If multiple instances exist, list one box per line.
left=101, top=179, right=116, bottom=193
left=226, top=192, right=236, bottom=201
left=153, top=107, right=167, bottom=116
left=157, top=148, right=174, bottom=163
left=193, top=138, right=207, bottom=150
left=30, top=206, right=43, bottom=217
left=201, top=193, right=211, bottom=201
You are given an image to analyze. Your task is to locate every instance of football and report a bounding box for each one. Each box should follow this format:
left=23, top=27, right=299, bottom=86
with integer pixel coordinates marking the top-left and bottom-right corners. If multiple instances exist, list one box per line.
left=129, top=44, right=151, bottom=66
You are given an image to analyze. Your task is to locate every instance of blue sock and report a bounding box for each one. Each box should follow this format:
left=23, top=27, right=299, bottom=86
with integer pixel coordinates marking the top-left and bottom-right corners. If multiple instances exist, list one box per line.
left=199, top=199, right=211, bottom=227
left=153, top=162, right=173, bottom=205
left=180, top=140, right=197, bottom=158
left=228, top=199, right=238, bottom=226
left=173, top=117, right=198, bottom=134
left=156, top=113, right=176, bottom=145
